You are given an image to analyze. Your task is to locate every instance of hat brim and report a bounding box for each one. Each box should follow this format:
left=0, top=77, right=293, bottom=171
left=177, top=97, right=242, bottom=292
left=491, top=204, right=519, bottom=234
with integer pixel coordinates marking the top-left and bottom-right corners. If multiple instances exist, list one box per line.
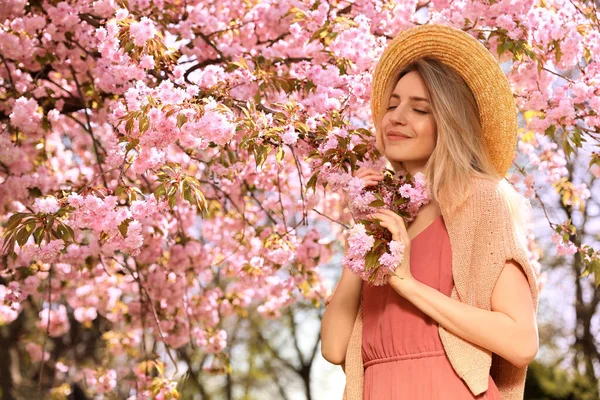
left=371, top=24, right=517, bottom=177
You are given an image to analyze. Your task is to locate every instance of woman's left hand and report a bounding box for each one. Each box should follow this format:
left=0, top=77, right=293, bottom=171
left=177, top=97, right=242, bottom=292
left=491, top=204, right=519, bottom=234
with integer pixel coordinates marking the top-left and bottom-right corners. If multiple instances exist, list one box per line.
left=368, top=209, right=414, bottom=284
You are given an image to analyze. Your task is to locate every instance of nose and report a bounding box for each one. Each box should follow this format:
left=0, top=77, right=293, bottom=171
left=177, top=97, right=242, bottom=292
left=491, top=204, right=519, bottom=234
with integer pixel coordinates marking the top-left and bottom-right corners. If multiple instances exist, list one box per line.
left=389, top=104, right=408, bottom=125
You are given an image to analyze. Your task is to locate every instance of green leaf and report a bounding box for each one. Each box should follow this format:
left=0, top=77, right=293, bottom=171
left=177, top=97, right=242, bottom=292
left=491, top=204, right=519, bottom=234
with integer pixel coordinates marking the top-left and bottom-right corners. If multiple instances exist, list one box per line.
left=15, top=226, right=32, bottom=247
left=498, top=40, right=510, bottom=56
left=365, top=250, right=379, bottom=270
left=168, top=193, right=177, bottom=209
left=368, top=199, right=385, bottom=207
left=177, top=113, right=188, bottom=129
left=555, top=42, right=563, bottom=64
left=115, top=186, right=126, bottom=197
left=276, top=146, right=285, bottom=162
left=309, top=26, right=328, bottom=43
left=588, top=259, right=600, bottom=288
left=164, top=106, right=177, bottom=118
left=130, top=187, right=144, bottom=202
left=25, top=219, right=36, bottom=232
left=182, top=185, right=194, bottom=204
left=353, top=144, right=368, bottom=155
left=306, top=173, right=318, bottom=192
left=227, top=149, right=236, bottom=164
left=33, top=226, right=44, bottom=245
left=125, top=117, right=135, bottom=134
left=545, top=125, right=556, bottom=137
left=118, top=219, right=131, bottom=238
left=584, top=47, right=592, bottom=63
left=588, top=153, right=600, bottom=170
left=56, top=223, right=67, bottom=241
left=572, top=128, right=585, bottom=147
left=65, top=225, right=75, bottom=242
left=195, top=189, right=208, bottom=212
left=139, top=114, right=150, bottom=134
left=5, top=213, right=29, bottom=231
left=153, top=360, right=165, bottom=376
left=562, top=138, right=574, bottom=158
left=153, top=184, right=166, bottom=201
left=254, top=145, right=270, bottom=168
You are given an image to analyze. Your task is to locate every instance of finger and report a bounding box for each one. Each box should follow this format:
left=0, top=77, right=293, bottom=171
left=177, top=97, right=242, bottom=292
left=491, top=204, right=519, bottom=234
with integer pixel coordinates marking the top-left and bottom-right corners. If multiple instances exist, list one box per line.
left=378, top=209, right=403, bottom=220
left=367, top=214, right=381, bottom=222
left=370, top=213, right=389, bottom=222
left=356, top=171, right=376, bottom=180
left=378, top=221, right=400, bottom=236
left=358, top=168, right=381, bottom=177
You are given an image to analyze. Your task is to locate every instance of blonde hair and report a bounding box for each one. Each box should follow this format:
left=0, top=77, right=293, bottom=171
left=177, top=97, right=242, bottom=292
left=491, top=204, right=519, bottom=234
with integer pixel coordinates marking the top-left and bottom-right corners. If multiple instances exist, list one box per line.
left=374, top=57, right=531, bottom=238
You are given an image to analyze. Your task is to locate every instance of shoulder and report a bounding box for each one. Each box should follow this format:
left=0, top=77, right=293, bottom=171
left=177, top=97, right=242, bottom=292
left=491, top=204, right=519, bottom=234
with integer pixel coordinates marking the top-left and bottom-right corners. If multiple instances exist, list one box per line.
left=467, top=175, right=511, bottom=212
left=469, top=174, right=533, bottom=249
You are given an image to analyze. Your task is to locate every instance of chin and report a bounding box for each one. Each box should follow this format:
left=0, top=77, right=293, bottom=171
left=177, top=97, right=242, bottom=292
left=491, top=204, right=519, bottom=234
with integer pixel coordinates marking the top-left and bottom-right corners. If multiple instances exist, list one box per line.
left=385, top=152, right=409, bottom=161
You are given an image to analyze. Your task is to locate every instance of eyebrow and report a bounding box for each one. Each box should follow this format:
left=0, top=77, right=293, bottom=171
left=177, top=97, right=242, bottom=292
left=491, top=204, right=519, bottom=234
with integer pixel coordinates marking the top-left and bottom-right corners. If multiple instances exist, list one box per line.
left=389, top=94, right=430, bottom=103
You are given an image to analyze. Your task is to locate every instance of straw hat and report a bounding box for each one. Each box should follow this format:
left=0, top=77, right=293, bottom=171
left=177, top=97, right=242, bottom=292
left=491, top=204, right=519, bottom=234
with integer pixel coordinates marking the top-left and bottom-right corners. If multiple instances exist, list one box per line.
left=371, top=24, right=518, bottom=177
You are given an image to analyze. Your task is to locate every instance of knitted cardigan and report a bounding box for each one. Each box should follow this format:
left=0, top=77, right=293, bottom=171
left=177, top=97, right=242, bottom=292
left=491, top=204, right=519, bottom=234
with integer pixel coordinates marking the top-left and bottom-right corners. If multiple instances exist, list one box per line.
left=329, top=175, right=540, bottom=400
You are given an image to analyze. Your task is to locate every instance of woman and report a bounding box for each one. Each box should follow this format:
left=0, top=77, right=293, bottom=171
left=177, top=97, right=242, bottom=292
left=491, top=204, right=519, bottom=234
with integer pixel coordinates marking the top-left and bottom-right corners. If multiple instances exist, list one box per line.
left=320, top=25, right=540, bottom=400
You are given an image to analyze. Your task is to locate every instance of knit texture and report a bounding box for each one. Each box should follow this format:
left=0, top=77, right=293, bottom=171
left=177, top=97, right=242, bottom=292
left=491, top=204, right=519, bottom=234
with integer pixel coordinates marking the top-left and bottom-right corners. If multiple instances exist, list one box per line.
left=331, top=175, right=540, bottom=400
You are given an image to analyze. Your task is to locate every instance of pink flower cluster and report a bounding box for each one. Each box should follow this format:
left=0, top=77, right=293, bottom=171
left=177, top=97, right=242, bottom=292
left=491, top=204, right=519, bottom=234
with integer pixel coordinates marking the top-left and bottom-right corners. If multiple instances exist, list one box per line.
left=38, top=305, right=70, bottom=337
left=82, top=368, right=117, bottom=394
left=342, top=171, right=429, bottom=286
left=9, top=97, right=43, bottom=135
left=129, top=17, right=157, bottom=47
left=552, top=233, right=578, bottom=256
left=0, top=283, right=21, bottom=325
left=348, top=170, right=429, bottom=222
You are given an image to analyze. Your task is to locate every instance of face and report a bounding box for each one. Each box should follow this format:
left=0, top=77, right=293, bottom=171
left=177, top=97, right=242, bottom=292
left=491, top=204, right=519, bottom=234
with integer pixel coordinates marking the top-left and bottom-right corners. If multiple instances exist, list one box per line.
left=380, top=70, right=437, bottom=176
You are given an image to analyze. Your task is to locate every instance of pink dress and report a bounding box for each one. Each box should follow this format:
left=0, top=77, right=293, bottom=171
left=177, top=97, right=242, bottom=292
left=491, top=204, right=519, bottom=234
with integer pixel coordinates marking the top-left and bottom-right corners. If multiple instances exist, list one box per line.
left=361, top=215, right=500, bottom=399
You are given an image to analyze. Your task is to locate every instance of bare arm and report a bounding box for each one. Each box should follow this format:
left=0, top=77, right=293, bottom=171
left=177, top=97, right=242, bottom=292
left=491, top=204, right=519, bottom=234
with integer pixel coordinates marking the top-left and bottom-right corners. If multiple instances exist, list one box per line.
left=320, top=240, right=363, bottom=365
left=389, top=259, right=538, bottom=368
left=321, top=167, right=380, bottom=365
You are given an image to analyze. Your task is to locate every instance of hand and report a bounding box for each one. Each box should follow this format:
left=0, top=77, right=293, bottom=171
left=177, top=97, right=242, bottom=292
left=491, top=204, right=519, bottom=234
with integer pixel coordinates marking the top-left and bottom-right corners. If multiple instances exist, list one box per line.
left=353, top=167, right=384, bottom=188
left=368, top=208, right=414, bottom=282
left=345, top=167, right=384, bottom=211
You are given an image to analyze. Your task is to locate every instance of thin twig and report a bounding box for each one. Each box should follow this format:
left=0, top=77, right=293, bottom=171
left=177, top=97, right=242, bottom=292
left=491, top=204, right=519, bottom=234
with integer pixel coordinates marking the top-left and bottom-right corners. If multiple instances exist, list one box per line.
left=69, top=66, right=108, bottom=187
left=290, top=146, right=307, bottom=225
left=38, top=264, right=53, bottom=393
left=243, top=182, right=279, bottom=224
left=276, top=166, right=288, bottom=231
left=512, top=161, right=557, bottom=228
left=0, top=54, right=15, bottom=92
left=113, top=258, right=179, bottom=372
left=311, top=208, right=350, bottom=229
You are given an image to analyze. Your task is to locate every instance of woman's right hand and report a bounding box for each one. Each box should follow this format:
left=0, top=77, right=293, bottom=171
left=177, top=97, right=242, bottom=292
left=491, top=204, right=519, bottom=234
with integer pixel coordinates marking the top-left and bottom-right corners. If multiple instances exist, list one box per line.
left=353, top=167, right=384, bottom=187
left=343, top=167, right=384, bottom=211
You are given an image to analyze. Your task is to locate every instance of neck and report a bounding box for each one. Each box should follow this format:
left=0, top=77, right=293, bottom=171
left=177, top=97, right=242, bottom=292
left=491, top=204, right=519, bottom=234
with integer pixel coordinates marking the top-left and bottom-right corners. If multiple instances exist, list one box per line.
left=392, top=160, right=427, bottom=177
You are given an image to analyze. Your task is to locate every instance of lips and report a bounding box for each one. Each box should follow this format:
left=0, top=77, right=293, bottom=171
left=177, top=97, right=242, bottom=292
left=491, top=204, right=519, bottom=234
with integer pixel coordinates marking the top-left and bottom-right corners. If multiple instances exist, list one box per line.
left=386, top=132, right=412, bottom=140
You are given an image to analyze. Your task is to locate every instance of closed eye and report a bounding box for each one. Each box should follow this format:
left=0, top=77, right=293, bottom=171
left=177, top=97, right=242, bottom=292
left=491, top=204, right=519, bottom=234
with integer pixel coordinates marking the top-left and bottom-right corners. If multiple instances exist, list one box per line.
left=386, top=105, right=429, bottom=114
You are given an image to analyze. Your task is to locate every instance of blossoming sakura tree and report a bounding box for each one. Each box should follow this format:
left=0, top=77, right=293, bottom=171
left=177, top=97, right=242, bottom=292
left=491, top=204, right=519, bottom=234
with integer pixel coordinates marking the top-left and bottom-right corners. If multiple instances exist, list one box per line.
left=1, top=0, right=599, bottom=397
